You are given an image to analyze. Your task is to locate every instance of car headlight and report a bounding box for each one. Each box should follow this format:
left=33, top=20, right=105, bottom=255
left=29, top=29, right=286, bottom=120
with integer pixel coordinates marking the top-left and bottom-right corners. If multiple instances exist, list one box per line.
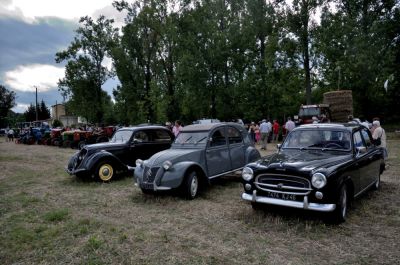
left=242, top=167, right=254, bottom=181
left=136, top=159, right=144, bottom=168
left=312, top=173, right=327, bottom=189
left=163, top=160, right=172, bottom=171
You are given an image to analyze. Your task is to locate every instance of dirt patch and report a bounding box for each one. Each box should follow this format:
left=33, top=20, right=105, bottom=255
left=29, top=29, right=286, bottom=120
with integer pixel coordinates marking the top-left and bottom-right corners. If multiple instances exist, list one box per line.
left=0, top=136, right=399, bottom=264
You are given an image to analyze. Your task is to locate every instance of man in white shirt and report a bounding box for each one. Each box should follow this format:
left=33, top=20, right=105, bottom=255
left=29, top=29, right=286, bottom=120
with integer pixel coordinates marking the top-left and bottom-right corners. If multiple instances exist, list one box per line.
left=285, top=117, right=295, bottom=133
left=259, top=119, right=269, bottom=150
left=372, top=120, right=387, bottom=159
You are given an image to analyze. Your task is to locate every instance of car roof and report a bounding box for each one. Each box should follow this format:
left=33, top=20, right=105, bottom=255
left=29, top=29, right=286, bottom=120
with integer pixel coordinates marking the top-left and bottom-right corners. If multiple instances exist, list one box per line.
left=181, top=122, right=245, bottom=132
left=117, top=125, right=169, bottom=131
left=296, top=123, right=361, bottom=132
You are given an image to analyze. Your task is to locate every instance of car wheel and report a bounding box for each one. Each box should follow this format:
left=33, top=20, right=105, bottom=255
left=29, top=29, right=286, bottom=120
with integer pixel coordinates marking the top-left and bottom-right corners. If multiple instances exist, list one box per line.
left=329, top=184, right=348, bottom=224
left=371, top=174, right=380, bottom=191
left=96, top=162, right=114, bottom=182
left=182, top=171, right=199, bottom=200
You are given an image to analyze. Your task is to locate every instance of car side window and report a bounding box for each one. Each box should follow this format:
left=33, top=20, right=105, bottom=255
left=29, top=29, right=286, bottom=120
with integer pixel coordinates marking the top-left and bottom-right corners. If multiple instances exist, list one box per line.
left=227, top=127, right=243, bottom=144
left=360, top=129, right=372, bottom=148
left=133, top=131, right=149, bottom=143
left=210, top=129, right=226, bottom=147
left=353, top=131, right=365, bottom=148
left=154, top=130, right=172, bottom=143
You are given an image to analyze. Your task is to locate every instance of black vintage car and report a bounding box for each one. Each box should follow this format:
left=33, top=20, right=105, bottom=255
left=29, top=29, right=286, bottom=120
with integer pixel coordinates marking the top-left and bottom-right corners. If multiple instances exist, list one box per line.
left=241, top=123, right=385, bottom=223
left=66, top=126, right=174, bottom=181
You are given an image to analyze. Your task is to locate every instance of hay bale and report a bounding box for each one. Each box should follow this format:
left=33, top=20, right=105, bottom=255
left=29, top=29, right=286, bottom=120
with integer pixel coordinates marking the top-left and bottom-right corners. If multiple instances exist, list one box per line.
left=323, top=90, right=353, bottom=122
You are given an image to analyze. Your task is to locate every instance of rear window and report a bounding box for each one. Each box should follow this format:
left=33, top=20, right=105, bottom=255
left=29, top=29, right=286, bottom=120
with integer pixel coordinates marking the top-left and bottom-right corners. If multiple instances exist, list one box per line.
left=227, top=127, right=242, bottom=144
left=154, top=130, right=172, bottom=142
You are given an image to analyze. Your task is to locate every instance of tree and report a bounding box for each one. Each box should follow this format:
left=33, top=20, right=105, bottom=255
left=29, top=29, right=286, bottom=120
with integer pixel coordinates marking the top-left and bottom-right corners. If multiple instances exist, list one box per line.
left=24, top=104, right=37, bottom=122
left=38, top=100, right=51, bottom=120
left=285, top=0, right=322, bottom=105
left=317, top=0, right=400, bottom=120
left=56, top=15, right=118, bottom=124
left=0, top=84, right=16, bottom=127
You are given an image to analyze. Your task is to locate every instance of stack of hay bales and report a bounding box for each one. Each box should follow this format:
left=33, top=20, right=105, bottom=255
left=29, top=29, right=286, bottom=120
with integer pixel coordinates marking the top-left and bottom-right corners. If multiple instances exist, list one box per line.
left=323, top=90, right=353, bottom=122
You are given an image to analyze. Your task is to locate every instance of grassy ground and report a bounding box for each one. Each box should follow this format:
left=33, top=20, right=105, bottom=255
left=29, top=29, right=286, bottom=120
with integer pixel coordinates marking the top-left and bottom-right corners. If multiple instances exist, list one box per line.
left=0, top=136, right=399, bottom=265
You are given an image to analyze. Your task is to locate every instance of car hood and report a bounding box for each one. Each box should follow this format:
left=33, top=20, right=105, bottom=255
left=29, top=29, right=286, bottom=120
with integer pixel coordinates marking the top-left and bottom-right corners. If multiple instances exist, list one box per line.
left=85, top=142, right=125, bottom=153
left=144, top=148, right=203, bottom=167
left=257, top=149, right=352, bottom=173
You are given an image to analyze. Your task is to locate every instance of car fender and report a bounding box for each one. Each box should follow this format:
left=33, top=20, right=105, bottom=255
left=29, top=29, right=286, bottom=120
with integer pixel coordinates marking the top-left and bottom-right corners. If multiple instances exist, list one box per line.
left=245, top=146, right=261, bottom=164
left=159, top=161, right=207, bottom=188
left=82, top=150, right=127, bottom=174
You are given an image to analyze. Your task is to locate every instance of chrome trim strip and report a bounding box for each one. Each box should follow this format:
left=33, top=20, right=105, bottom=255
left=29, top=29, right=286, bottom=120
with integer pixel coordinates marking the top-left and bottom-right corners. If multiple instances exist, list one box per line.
left=242, top=192, right=336, bottom=212
left=254, top=182, right=312, bottom=191
left=354, top=180, right=376, bottom=198
left=209, top=167, right=243, bottom=179
left=154, top=185, right=172, bottom=191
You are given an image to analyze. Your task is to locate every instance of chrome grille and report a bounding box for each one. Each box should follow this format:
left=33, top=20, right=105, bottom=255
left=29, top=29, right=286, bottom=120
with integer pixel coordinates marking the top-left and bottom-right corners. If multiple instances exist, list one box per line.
left=255, top=174, right=312, bottom=195
left=143, top=167, right=160, bottom=183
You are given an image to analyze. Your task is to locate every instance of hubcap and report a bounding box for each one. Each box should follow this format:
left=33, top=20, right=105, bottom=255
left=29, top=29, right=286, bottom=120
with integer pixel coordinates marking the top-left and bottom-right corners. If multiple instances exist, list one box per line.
left=99, top=164, right=113, bottom=181
left=190, top=175, right=198, bottom=197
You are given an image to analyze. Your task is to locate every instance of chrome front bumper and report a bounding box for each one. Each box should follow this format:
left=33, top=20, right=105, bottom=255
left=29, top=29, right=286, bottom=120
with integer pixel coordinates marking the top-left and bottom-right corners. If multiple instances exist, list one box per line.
left=242, top=190, right=336, bottom=212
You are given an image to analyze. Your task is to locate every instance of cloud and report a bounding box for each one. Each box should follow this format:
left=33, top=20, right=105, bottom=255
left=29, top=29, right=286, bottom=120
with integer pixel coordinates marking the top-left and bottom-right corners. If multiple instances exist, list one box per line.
left=2, top=0, right=114, bottom=22
left=0, top=17, right=76, bottom=75
left=4, top=64, right=64, bottom=92
left=11, top=102, right=30, bottom=113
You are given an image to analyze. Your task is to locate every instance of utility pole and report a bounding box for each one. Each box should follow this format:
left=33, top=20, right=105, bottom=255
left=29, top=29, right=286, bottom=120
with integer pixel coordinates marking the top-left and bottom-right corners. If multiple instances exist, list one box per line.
left=34, top=86, right=38, bottom=121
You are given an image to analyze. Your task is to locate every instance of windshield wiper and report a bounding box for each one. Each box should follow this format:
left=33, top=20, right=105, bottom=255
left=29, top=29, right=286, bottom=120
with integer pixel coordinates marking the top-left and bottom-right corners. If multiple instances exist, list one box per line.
left=182, top=136, right=193, bottom=144
left=195, top=136, right=207, bottom=145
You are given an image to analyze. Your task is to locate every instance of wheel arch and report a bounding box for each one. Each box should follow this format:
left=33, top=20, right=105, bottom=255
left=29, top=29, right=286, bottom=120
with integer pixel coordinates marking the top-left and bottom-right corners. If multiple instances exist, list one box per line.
left=85, top=151, right=126, bottom=175
left=245, top=146, right=261, bottom=164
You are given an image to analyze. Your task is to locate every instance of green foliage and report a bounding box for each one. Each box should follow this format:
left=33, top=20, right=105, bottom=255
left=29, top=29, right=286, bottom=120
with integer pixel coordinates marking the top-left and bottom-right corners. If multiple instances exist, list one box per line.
left=23, top=100, right=51, bottom=122
left=0, top=84, right=16, bottom=127
left=56, top=15, right=118, bottom=124
left=57, top=0, right=400, bottom=124
left=52, top=119, right=63, bottom=128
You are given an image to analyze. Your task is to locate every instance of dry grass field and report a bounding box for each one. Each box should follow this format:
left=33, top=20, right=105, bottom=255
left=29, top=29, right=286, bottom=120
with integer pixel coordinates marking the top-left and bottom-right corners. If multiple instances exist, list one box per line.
left=0, top=135, right=399, bottom=265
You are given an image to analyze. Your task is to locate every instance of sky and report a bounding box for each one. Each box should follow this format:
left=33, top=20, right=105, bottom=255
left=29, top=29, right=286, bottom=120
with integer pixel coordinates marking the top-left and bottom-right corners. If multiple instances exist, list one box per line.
left=0, top=0, right=128, bottom=113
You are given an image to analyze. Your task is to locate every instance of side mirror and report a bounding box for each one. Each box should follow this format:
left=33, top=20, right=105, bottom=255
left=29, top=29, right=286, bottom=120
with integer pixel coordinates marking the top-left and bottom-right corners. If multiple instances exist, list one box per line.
left=356, top=146, right=367, bottom=155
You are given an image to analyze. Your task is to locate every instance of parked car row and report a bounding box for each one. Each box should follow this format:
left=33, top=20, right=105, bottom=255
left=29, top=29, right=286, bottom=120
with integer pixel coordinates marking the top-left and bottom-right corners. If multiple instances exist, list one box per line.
left=66, top=122, right=385, bottom=223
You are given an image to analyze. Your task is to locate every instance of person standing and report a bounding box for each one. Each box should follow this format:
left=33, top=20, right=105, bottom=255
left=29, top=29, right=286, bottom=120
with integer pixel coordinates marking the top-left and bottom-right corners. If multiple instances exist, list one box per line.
left=285, top=117, right=295, bottom=134
left=259, top=119, right=269, bottom=150
left=266, top=119, right=273, bottom=143
left=7, top=128, right=14, bottom=143
left=172, top=120, right=183, bottom=137
left=372, top=120, right=387, bottom=159
left=248, top=122, right=256, bottom=143
left=272, top=120, right=280, bottom=142
left=254, top=123, right=260, bottom=144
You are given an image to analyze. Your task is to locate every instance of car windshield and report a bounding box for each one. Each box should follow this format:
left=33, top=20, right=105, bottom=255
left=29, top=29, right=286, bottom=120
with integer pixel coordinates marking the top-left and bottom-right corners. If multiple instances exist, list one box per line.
left=110, top=130, right=133, bottom=143
left=174, top=132, right=209, bottom=145
left=282, top=129, right=351, bottom=151
left=299, top=107, right=320, bottom=117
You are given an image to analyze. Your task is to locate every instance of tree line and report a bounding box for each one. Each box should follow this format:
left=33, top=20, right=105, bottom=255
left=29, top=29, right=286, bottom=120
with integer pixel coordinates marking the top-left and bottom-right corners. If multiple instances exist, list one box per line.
left=56, top=0, right=400, bottom=125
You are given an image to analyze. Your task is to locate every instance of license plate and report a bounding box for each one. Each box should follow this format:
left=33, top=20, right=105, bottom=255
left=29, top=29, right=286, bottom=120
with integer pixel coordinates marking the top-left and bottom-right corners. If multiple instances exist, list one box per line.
left=266, top=191, right=297, bottom=201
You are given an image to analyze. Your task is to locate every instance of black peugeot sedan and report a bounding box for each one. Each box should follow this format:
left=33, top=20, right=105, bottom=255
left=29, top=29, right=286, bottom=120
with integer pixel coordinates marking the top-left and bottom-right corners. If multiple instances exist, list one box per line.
left=241, top=123, right=385, bottom=223
left=66, top=125, right=174, bottom=181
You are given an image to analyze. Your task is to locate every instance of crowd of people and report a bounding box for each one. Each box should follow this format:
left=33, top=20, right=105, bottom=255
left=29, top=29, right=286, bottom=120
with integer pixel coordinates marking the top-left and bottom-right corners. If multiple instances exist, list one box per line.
left=3, top=116, right=388, bottom=158
left=245, top=117, right=296, bottom=150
